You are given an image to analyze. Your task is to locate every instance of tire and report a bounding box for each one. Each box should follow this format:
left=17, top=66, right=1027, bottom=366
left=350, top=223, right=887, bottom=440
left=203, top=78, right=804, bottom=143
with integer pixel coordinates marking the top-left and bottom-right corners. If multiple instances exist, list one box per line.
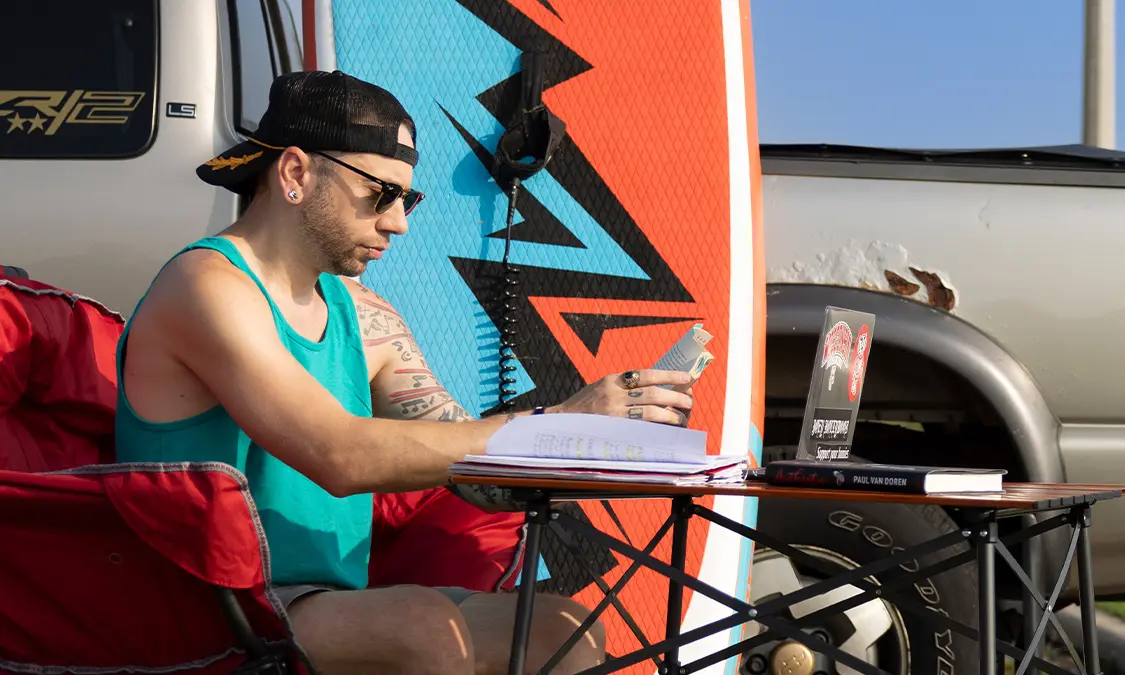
left=746, top=450, right=980, bottom=675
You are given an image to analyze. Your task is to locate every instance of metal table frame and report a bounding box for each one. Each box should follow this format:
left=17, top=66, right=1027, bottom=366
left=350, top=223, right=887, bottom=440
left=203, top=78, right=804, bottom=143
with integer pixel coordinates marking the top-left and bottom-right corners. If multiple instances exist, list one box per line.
left=491, top=486, right=1122, bottom=675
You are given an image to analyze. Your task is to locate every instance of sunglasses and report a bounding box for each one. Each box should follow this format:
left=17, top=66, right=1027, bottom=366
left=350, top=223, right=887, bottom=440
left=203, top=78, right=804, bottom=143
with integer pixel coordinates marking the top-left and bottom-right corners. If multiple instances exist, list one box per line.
left=313, top=151, right=425, bottom=216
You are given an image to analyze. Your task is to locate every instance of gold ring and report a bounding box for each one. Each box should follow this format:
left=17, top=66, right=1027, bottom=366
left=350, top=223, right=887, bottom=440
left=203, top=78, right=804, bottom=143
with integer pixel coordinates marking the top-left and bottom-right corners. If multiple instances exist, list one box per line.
left=621, top=370, right=641, bottom=389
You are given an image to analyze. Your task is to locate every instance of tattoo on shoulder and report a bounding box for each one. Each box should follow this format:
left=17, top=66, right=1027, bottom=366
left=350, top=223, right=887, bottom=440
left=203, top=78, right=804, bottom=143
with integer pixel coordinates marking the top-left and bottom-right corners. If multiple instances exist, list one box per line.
left=356, top=291, right=474, bottom=422
left=355, top=297, right=429, bottom=369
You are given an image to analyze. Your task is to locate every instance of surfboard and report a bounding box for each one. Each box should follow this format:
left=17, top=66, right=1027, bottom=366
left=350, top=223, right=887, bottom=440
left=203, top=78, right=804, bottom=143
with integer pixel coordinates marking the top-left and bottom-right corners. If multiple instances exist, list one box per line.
left=305, top=1, right=766, bottom=672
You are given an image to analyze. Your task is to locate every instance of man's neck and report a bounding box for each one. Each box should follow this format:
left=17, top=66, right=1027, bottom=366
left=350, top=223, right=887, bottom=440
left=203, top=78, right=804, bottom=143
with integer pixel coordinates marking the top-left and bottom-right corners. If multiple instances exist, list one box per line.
left=221, top=211, right=323, bottom=304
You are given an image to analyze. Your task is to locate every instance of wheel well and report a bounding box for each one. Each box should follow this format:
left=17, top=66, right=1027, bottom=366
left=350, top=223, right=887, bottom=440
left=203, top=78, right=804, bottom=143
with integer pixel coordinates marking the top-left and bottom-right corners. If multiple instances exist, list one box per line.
left=762, top=332, right=1042, bottom=604
left=762, top=332, right=1027, bottom=481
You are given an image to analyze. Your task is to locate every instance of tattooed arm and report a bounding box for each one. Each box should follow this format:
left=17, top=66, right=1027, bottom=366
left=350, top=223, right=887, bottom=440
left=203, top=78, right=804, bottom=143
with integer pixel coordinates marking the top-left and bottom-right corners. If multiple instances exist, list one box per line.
left=344, top=279, right=693, bottom=429
left=344, top=281, right=537, bottom=510
left=347, top=281, right=543, bottom=510
left=346, top=280, right=476, bottom=423
left=320, top=279, right=692, bottom=497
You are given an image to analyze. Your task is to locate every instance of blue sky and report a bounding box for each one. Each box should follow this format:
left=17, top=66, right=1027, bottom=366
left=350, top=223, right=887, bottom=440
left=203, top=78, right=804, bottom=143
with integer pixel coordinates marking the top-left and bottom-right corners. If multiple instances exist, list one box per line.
left=750, top=1, right=1121, bottom=149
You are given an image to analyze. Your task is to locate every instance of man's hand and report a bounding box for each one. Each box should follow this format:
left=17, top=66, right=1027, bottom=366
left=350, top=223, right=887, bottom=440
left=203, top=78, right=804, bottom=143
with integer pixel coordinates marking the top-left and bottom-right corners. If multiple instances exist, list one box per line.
left=550, top=369, right=695, bottom=426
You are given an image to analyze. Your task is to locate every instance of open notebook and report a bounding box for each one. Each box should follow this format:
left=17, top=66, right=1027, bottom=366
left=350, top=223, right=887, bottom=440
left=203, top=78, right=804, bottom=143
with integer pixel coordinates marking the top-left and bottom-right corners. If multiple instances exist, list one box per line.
left=451, top=414, right=747, bottom=486
left=449, top=324, right=748, bottom=485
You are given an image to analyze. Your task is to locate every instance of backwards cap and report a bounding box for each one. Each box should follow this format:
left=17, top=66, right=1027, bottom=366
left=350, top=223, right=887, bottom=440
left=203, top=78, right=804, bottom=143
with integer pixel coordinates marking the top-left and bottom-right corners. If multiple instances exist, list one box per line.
left=196, top=70, right=417, bottom=195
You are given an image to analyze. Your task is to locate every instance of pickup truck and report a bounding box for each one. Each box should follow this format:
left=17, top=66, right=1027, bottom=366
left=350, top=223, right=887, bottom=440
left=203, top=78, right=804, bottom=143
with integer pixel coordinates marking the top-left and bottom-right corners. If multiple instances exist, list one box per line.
left=4, top=2, right=1122, bottom=674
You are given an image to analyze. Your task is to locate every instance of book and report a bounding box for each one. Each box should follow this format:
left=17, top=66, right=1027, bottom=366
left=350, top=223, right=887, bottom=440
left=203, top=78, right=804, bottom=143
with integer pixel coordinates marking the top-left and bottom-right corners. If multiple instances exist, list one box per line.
left=449, top=413, right=749, bottom=485
left=453, top=454, right=748, bottom=486
left=762, top=459, right=1006, bottom=494
left=462, top=453, right=742, bottom=475
left=483, top=413, right=709, bottom=465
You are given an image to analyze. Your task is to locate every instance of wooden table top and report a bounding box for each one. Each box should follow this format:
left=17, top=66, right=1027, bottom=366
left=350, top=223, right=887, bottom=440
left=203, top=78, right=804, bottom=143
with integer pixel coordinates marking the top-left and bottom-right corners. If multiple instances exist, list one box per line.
left=449, top=475, right=1125, bottom=510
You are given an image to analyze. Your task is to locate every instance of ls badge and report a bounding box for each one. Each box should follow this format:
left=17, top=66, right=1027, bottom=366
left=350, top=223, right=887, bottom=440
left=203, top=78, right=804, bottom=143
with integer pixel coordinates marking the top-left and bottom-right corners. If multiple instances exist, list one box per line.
left=166, top=102, right=196, bottom=119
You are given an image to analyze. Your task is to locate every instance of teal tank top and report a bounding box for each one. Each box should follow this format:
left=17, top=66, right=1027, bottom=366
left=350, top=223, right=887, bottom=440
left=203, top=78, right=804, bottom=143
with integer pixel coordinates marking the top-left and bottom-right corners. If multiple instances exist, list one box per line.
left=114, top=236, right=374, bottom=590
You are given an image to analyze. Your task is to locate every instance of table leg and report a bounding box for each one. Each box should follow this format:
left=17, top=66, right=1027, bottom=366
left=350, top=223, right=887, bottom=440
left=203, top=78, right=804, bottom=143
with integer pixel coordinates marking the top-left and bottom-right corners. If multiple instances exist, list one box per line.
left=1076, top=506, right=1102, bottom=675
left=1021, top=513, right=1043, bottom=675
left=978, top=520, right=998, bottom=675
left=509, top=501, right=549, bottom=675
left=664, top=496, right=692, bottom=674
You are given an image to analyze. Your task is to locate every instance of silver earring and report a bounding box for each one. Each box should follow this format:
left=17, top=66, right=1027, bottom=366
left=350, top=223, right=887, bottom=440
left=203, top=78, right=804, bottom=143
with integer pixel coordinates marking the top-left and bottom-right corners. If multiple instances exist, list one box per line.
left=287, top=190, right=299, bottom=201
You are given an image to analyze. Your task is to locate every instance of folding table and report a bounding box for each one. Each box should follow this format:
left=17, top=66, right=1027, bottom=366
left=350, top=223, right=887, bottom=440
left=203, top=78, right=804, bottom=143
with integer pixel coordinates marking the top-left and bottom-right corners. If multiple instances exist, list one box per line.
left=449, top=475, right=1125, bottom=675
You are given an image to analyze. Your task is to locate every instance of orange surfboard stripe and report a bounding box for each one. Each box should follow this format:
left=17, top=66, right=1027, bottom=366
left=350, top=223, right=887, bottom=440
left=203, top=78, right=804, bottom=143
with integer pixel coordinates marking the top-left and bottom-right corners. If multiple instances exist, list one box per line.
left=510, top=0, right=742, bottom=667
left=510, top=0, right=732, bottom=458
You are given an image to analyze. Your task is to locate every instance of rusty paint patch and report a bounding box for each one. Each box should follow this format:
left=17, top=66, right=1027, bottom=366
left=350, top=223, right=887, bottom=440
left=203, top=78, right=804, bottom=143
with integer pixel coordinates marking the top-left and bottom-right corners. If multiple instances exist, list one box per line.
left=884, top=270, right=921, bottom=297
left=909, top=267, right=956, bottom=311
left=884, top=267, right=955, bottom=310
left=767, top=241, right=958, bottom=312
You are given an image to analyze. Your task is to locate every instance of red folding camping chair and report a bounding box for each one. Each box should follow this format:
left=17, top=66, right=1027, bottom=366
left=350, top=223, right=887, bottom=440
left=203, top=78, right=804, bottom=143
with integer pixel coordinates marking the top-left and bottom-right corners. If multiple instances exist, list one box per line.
left=0, top=274, right=310, bottom=674
left=0, top=271, right=527, bottom=673
left=0, top=464, right=312, bottom=674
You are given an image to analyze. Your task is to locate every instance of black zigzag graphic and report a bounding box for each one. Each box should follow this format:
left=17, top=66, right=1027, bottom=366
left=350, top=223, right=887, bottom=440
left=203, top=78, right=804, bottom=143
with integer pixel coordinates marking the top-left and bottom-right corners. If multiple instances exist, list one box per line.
left=446, top=1, right=698, bottom=599
left=448, top=0, right=693, bottom=415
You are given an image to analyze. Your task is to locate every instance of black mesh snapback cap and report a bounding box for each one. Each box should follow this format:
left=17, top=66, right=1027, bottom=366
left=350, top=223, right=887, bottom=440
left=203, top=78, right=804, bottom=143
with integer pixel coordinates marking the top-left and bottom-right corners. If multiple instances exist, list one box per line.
left=197, top=70, right=418, bottom=196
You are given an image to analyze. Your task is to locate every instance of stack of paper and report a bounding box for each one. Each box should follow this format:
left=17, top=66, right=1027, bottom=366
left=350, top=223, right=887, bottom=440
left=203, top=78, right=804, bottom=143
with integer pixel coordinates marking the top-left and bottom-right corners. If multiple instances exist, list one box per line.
left=448, top=413, right=749, bottom=486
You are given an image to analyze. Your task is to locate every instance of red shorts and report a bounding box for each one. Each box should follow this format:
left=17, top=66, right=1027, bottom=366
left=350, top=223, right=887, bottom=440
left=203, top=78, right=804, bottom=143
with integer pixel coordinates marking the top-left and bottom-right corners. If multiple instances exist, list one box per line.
left=368, top=486, right=526, bottom=593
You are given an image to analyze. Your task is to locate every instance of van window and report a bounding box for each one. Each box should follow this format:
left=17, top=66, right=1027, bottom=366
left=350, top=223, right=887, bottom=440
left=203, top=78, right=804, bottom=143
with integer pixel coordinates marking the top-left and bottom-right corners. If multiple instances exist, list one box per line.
left=273, top=0, right=304, bottom=74
left=0, top=1, right=158, bottom=159
left=231, top=0, right=304, bottom=135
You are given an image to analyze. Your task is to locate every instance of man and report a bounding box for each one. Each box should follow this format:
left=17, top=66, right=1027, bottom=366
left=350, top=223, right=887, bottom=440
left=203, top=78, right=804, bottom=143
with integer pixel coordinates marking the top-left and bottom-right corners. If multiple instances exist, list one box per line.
left=115, top=70, right=695, bottom=675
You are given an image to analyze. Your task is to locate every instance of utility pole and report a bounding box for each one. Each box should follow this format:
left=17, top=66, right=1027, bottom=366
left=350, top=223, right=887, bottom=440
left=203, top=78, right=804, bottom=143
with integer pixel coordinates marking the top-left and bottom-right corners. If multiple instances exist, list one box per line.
left=1083, top=0, right=1116, bottom=148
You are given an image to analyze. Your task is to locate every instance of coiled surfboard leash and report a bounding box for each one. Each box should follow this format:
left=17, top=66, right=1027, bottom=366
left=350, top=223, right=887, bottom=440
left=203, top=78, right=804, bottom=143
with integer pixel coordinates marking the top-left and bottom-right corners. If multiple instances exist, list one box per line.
left=491, top=50, right=566, bottom=410
left=498, top=179, right=522, bottom=408
left=491, top=65, right=633, bottom=593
